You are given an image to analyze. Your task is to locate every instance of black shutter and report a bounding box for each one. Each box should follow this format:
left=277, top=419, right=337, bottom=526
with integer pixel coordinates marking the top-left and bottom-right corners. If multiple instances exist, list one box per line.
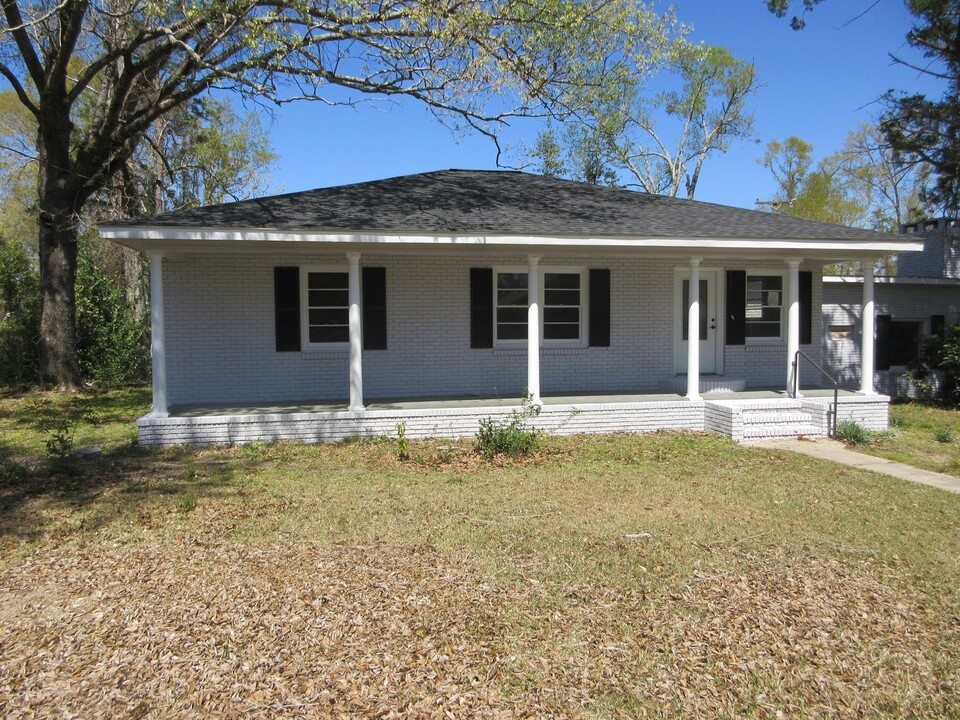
left=274, top=266, right=300, bottom=352
left=876, top=314, right=892, bottom=371
left=725, top=270, right=746, bottom=345
left=470, top=268, right=494, bottom=348
left=362, top=267, right=387, bottom=350
left=588, top=269, right=611, bottom=347
left=799, top=271, right=812, bottom=345
left=931, top=314, right=946, bottom=341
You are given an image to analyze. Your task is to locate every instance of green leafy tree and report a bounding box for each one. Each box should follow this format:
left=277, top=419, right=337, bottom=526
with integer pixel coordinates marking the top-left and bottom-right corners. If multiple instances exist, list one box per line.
left=531, top=127, right=565, bottom=179
left=758, top=136, right=871, bottom=275
left=0, top=0, right=679, bottom=389
left=757, top=136, right=815, bottom=209
left=788, top=169, right=867, bottom=226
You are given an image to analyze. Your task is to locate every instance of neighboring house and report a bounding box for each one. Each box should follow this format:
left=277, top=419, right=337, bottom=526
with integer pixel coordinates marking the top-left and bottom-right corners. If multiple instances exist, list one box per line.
left=823, top=218, right=960, bottom=397
left=100, top=170, right=919, bottom=446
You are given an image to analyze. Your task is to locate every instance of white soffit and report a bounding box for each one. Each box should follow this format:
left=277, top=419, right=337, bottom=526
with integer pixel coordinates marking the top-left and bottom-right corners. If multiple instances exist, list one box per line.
left=99, top=225, right=923, bottom=255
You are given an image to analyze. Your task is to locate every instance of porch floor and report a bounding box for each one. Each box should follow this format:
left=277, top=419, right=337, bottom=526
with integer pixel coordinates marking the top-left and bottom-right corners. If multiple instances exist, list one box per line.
left=169, top=388, right=856, bottom=418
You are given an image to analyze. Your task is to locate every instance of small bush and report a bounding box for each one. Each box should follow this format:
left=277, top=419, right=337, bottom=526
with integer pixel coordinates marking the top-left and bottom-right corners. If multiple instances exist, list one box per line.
left=890, top=415, right=907, bottom=428
left=836, top=420, right=871, bottom=446
left=935, top=427, right=954, bottom=444
left=396, top=422, right=410, bottom=461
left=476, top=394, right=542, bottom=459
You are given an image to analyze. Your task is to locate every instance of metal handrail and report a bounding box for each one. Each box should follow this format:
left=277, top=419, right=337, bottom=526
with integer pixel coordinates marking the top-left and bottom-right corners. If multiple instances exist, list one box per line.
left=792, top=350, right=839, bottom=438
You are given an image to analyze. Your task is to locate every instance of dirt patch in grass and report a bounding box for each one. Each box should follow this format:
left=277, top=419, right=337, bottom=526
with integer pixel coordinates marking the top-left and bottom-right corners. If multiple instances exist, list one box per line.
left=1, top=538, right=957, bottom=718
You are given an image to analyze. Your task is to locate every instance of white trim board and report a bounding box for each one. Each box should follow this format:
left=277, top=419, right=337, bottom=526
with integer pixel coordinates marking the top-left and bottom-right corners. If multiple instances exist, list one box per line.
left=100, top=226, right=922, bottom=256
left=824, top=275, right=960, bottom=286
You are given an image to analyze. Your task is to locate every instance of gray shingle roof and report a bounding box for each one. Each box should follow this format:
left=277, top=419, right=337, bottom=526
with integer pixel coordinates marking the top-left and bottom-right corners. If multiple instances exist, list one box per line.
left=102, top=169, right=897, bottom=242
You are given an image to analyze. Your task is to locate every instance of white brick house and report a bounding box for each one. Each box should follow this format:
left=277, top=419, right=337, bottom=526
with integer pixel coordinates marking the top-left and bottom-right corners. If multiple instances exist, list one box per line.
left=100, top=170, right=919, bottom=446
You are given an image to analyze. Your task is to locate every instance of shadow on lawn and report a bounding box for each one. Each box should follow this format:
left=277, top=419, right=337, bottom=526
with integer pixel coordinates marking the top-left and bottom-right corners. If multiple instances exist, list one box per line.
left=0, top=438, right=256, bottom=545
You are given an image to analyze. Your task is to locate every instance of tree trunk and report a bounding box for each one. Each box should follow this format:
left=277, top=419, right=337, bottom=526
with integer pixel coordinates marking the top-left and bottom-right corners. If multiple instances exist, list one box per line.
left=37, top=202, right=81, bottom=389
left=37, top=120, right=82, bottom=390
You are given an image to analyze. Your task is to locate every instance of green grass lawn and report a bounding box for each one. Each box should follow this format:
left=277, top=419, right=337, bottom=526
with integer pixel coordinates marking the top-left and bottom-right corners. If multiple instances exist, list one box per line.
left=864, top=400, right=960, bottom=475
left=1, top=388, right=958, bottom=717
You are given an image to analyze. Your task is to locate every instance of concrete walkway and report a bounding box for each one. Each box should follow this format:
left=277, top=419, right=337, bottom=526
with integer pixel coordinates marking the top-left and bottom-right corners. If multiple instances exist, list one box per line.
left=746, top=438, right=960, bottom=495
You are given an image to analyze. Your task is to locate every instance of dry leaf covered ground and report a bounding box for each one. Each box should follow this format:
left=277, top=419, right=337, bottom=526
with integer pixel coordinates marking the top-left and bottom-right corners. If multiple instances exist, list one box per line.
left=1, top=389, right=958, bottom=718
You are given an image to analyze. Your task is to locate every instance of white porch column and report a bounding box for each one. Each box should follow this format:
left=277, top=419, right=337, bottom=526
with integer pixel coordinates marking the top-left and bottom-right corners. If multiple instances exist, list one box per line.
left=347, top=252, right=365, bottom=412
left=786, top=259, right=801, bottom=396
left=149, top=253, right=168, bottom=417
left=860, top=258, right=876, bottom=394
left=527, top=255, right=541, bottom=404
left=686, top=257, right=701, bottom=401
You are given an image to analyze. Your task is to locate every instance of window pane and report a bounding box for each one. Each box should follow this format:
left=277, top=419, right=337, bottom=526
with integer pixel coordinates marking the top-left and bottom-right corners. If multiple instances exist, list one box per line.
left=309, top=308, right=349, bottom=326
left=498, top=289, right=528, bottom=307
left=497, top=272, right=528, bottom=289
left=545, top=273, right=580, bottom=290
left=308, top=272, right=348, bottom=290
left=544, top=323, right=580, bottom=340
left=497, top=307, right=527, bottom=324
left=497, top=324, right=527, bottom=340
left=745, top=322, right=781, bottom=338
left=888, top=320, right=923, bottom=366
left=309, top=289, right=349, bottom=307
left=545, top=307, right=579, bottom=324
left=309, top=325, right=349, bottom=343
left=681, top=279, right=708, bottom=341
left=545, top=289, right=580, bottom=306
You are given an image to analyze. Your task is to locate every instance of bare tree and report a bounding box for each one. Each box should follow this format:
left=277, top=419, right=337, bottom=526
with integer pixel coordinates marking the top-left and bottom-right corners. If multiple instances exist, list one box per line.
left=528, top=42, right=758, bottom=200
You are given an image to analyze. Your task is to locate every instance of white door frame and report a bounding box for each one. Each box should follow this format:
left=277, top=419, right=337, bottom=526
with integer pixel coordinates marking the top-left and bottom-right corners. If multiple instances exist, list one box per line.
left=673, top=268, right=724, bottom=375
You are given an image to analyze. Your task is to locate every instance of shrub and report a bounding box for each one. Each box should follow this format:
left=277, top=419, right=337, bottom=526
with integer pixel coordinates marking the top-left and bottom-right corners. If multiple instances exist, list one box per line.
left=396, top=422, right=410, bottom=461
left=836, top=420, right=871, bottom=446
left=935, top=428, right=954, bottom=444
left=476, top=394, right=542, bottom=459
left=0, top=239, right=40, bottom=387
left=76, top=237, right=150, bottom=386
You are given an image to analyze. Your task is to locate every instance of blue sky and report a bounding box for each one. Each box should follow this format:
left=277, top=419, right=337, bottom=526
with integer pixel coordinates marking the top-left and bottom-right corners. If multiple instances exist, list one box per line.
left=265, top=0, right=938, bottom=210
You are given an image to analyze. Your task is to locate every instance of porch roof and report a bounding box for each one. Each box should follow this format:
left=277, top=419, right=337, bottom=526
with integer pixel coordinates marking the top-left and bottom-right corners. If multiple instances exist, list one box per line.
left=101, top=170, right=920, bottom=259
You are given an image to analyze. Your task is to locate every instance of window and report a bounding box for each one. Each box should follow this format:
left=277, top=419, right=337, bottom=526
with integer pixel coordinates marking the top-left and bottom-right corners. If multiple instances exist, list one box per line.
left=887, top=319, right=924, bottom=367
left=493, top=268, right=585, bottom=345
left=303, top=269, right=349, bottom=345
left=543, top=272, right=582, bottom=341
left=496, top=271, right=527, bottom=341
left=745, top=274, right=783, bottom=339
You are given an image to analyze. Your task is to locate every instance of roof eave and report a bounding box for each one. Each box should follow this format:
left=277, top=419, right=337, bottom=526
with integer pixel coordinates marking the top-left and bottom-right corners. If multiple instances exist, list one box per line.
left=99, top=225, right=920, bottom=256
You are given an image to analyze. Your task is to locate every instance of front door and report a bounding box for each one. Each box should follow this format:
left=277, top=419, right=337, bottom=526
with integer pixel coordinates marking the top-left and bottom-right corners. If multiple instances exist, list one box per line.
left=675, top=270, right=719, bottom=374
